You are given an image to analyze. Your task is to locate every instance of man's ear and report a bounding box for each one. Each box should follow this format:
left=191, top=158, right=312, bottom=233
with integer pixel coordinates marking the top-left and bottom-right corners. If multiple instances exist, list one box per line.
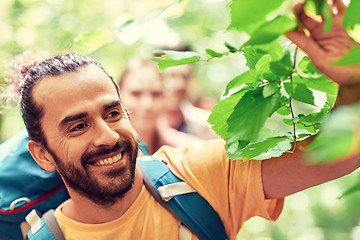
left=28, top=140, right=57, bottom=172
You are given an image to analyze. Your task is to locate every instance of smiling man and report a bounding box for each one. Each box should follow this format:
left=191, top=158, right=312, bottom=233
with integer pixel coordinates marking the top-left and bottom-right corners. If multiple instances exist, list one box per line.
left=19, top=1, right=360, bottom=239
left=23, top=56, right=144, bottom=221
left=32, top=65, right=139, bottom=206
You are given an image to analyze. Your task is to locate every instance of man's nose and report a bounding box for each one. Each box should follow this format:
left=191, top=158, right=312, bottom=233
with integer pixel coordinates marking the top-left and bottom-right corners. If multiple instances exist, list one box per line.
left=93, top=120, right=119, bottom=147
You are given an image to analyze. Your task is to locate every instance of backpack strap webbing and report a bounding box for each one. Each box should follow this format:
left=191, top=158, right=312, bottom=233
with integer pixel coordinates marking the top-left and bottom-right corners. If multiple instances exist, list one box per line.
left=26, top=209, right=64, bottom=240
left=138, top=157, right=228, bottom=240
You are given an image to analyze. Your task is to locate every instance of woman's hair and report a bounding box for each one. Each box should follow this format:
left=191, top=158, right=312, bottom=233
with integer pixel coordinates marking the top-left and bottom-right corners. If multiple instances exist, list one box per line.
left=118, top=57, right=161, bottom=89
left=19, top=51, right=118, bottom=143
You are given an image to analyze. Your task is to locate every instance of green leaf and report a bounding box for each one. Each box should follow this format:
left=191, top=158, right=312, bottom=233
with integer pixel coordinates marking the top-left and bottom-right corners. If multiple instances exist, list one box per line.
left=225, top=140, right=251, bottom=159
left=255, top=55, right=272, bottom=74
left=320, top=1, right=332, bottom=32
left=72, top=28, right=113, bottom=53
left=292, top=75, right=338, bottom=95
left=284, top=82, right=315, bottom=106
left=263, top=82, right=281, bottom=98
left=343, top=0, right=360, bottom=30
left=206, top=48, right=224, bottom=58
left=334, top=46, right=360, bottom=66
left=243, top=16, right=297, bottom=47
left=209, top=88, right=250, bottom=139
left=152, top=50, right=200, bottom=71
left=224, top=70, right=259, bottom=96
left=294, top=108, right=330, bottom=134
left=306, top=0, right=332, bottom=32
left=228, top=0, right=285, bottom=34
left=307, top=103, right=360, bottom=163
left=243, top=41, right=285, bottom=69
left=227, top=87, right=282, bottom=144
left=224, top=42, right=238, bottom=53
left=312, top=0, right=325, bottom=15
left=259, top=41, right=285, bottom=61
left=243, top=47, right=266, bottom=70
left=297, top=56, right=321, bottom=76
left=238, top=136, right=289, bottom=160
left=276, top=105, right=291, bottom=116
left=270, top=51, right=293, bottom=78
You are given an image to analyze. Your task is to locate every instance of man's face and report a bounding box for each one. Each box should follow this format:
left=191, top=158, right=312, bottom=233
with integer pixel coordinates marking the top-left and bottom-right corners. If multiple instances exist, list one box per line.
left=33, top=65, right=138, bottom=205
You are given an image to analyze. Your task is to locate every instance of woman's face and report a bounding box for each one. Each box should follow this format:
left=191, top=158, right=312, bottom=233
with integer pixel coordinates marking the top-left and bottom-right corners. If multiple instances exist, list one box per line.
left=120, top=66, right=164, bottom=131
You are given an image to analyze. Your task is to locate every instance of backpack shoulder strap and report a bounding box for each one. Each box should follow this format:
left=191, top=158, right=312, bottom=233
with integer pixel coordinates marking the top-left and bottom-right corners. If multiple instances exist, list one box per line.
left=138, top=156, right=228, bottom=240
left=26, top=209, right=64, bottom=240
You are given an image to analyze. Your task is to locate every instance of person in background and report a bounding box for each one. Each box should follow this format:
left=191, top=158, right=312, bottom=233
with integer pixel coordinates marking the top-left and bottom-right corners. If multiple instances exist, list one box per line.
left=155, top=45, right=219, bottom=141
left=118, top=57, right=202, bottom=154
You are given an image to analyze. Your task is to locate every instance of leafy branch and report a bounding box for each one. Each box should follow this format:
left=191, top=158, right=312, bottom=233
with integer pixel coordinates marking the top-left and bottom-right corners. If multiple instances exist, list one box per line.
left=153, top=0, right=359, bottom=165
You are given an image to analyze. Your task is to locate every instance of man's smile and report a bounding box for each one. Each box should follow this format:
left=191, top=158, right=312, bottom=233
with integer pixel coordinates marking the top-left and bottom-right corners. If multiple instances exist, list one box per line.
left=90, top=151, right=124, bottom=166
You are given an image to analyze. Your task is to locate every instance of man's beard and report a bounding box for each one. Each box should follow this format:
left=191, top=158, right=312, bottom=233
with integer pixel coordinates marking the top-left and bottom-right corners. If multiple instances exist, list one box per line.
left=46, top=139, right=138, bottom=206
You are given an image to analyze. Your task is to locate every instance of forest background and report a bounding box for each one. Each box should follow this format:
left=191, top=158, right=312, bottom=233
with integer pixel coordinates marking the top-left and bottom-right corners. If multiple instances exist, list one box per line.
left=0, top=0, right=359, bottom=239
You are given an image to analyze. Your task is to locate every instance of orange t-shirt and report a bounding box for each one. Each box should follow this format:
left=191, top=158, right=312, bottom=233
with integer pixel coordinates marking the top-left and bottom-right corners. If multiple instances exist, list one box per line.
left=54, top=139, right=284, bottom=240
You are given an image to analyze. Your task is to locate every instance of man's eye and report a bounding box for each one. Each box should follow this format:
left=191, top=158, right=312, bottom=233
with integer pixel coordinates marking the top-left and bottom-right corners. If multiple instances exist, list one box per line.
left=107, top=111, right=121, bottom=119
left=70, top=123, right=87, bottom=132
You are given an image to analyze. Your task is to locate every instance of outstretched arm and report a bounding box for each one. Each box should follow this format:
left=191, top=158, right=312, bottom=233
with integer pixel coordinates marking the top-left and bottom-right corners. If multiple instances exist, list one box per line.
left=262, top=0, right=360, bottom=199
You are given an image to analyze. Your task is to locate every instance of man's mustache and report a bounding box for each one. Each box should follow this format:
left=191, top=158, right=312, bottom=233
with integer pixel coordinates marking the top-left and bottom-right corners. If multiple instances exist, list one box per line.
left=81, top=141, right=132, bottom=166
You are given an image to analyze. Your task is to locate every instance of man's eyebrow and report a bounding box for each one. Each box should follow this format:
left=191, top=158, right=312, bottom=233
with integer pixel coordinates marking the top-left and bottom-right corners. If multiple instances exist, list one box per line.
left=104, top=100, right=121, bottom=111
left=60, top=112, right=88, bottom=127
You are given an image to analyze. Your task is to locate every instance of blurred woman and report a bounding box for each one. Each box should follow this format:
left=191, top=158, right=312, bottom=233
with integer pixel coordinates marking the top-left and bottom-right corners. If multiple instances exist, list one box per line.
left=118, top=57, right=202, bottom=155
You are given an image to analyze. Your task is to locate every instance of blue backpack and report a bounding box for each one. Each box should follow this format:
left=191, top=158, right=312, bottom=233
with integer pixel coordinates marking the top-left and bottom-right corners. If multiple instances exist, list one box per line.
left=0, top=130, right=69, bottom=240
left=1, top=130, right=228, bottom=240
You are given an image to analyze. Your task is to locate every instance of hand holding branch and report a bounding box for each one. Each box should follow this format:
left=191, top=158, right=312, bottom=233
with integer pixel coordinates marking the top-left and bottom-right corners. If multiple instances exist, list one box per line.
left=286, top=0, right=360, bottom=86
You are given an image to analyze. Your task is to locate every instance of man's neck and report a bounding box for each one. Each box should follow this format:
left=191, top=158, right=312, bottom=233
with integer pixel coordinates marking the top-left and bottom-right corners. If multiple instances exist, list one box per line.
left=60, top=166, right=143, bottom=224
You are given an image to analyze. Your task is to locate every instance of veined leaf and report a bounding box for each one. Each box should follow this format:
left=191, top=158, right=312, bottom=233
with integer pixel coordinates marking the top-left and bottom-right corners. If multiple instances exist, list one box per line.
left=224, top=70, right=259, bottom=96
left=227, top=87, right=282, bottom=144
left=258, top=41, right=285, bottom=61
left=228, top=0, right=285, bottom=34
left=284, top=107, right=330, bottom=134
left=243, top=41, right=285, bottom=69
left=298, top=56, right=321, bottom=76
left=209, top=88, right=250, bottom=139
left=292, top=75, right=338, bottom=95
left=243, top=47, right=266, bottom=70
left=255, top=55, right=272, bottom=75
left=237, top=136, right=289, bottom=160
left=263, top=82, right=281, bottom=98
left=243, top=16, right=297, bottom=47
left=334, top=46, right=360, bottom=66
left=270, top=51, right=293, bottom=78
left=284, top=82, right=315, bottom=106
left=152, top=50, right=200, bottom=71
left=277, top=105, right=291, bottom=116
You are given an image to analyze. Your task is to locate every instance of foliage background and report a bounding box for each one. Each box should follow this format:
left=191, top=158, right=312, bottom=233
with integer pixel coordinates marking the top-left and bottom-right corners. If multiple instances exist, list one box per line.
left=0, top=0, right=359, bottom=239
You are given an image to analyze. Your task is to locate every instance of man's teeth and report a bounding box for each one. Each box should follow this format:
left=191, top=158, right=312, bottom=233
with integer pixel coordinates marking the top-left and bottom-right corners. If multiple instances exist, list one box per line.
left=93, top=152, right=122, bottom=166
